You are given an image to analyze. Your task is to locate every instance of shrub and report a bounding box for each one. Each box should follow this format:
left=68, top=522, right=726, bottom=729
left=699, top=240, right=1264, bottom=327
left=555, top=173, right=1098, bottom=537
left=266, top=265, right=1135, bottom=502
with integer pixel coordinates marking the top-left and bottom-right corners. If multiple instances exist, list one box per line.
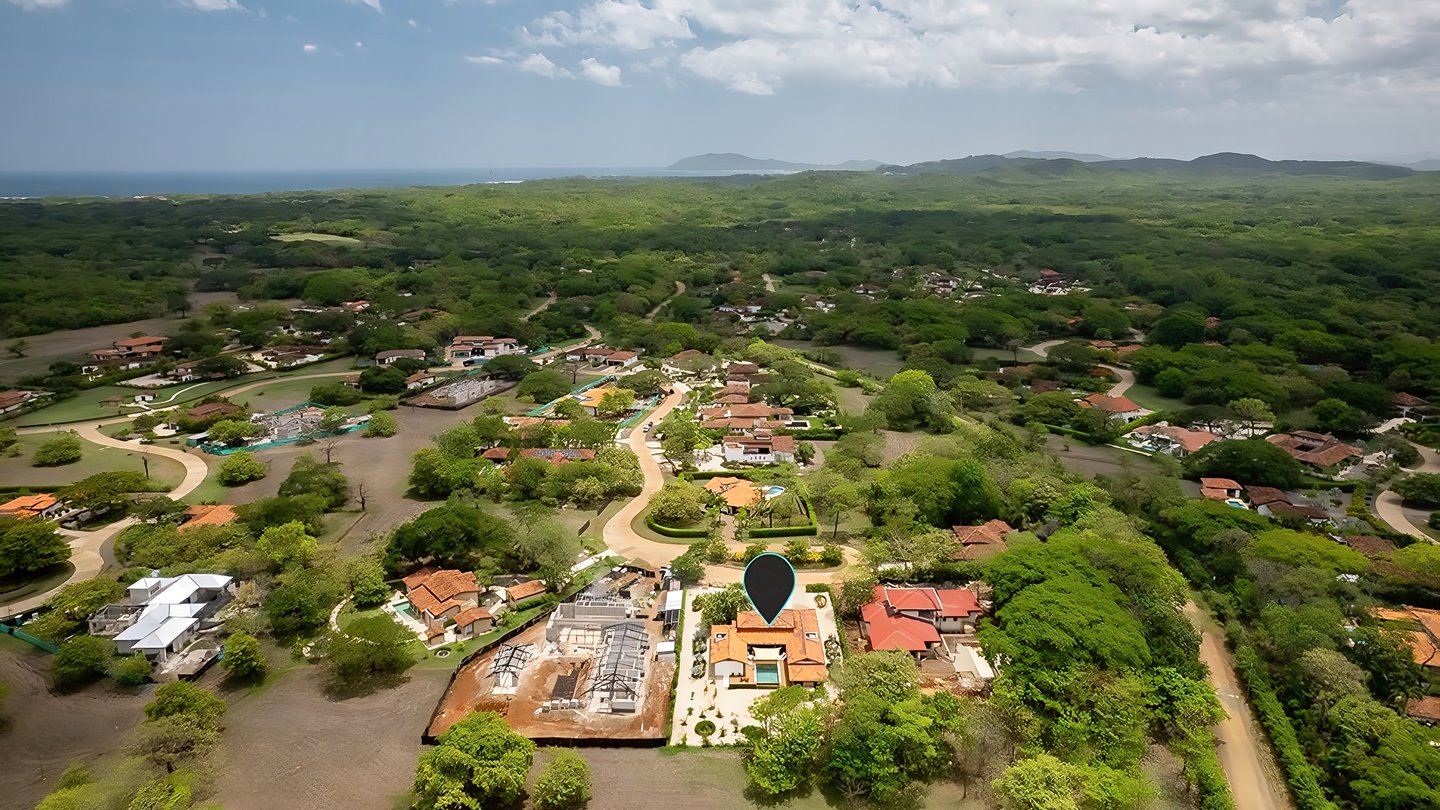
left=1232, top=640, right=1337, bottom=810
left=533, top=750, right=593, bottom=810
left=217, top=452, right=267, bottom=486
left=364, top=410, right=398, bottom=438
left=144, top=681, right=227, bottom=731
left=32, top=433, right=82, bottom=467
left=309, top=382, right=363, bottom=406
left=109, top=653, right=153, bottom=685
left=695, top=719, right=717, bottom=736
left=52, top=635, right=114, bottom=689
left=645, top=513, right=709, bottom=538
left=222, top=631, right=268, bottom=680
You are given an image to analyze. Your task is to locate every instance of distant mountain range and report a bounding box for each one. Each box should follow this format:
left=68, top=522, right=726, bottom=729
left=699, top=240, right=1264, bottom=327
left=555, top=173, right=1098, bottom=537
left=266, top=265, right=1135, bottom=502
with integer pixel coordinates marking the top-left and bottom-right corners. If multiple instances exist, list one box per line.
left=877, top=152, right=1420, bottom=180
left=667, top=153, right=883, bottom=172
left=1002, top=150, right=1114, bottom=162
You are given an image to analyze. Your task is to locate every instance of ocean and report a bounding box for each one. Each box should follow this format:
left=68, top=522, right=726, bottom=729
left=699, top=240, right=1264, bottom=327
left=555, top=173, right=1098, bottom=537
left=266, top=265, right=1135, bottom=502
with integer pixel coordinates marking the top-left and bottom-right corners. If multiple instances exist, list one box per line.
left=0, top=167, right=772, bottom=199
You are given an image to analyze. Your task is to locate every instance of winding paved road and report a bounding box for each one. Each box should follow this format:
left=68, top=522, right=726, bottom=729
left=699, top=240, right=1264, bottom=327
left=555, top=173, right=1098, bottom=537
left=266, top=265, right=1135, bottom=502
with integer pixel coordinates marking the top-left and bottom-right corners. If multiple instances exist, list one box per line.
left=1376, top=443, right=1440, bottom=541
left=4, top=370, right=360, bottom=619
left=1024, top=339, right=1135, bottom=399
left=1185, top=602, right=1293, bottom=810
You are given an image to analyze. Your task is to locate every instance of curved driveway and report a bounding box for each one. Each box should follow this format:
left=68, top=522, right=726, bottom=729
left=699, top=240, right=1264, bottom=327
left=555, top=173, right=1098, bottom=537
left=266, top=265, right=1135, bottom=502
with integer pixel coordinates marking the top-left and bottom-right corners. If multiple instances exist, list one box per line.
left=1025, top=339, right=1135, bottom=398
left=600, top=383, right=858, bottom=585
left=1376, top=443, right=1440, bottom=541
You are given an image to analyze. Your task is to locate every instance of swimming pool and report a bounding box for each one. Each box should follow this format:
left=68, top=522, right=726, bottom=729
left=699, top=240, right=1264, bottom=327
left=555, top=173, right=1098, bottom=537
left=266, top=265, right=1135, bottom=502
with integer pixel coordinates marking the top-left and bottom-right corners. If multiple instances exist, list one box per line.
left=763, top=485, right=786, bottom=500
left=755, top=663, right=781, bottom=685
left=393, top=602, right=418, bottom=621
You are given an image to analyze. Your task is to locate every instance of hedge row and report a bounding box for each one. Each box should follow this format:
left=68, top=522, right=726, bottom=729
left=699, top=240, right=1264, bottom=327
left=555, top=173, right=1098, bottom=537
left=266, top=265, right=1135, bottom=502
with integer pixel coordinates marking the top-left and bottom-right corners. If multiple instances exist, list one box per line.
left=683, top=470, right=755, bottom=482
left=750, top=523, right=818, bottom=538
left=1231, top=640, right=1338, bottom=810
left=645, top=513, right=710, bottom=538
left=1181, top=743, right=1236, bottom=810
left=779, top=428, right=841, bottom=440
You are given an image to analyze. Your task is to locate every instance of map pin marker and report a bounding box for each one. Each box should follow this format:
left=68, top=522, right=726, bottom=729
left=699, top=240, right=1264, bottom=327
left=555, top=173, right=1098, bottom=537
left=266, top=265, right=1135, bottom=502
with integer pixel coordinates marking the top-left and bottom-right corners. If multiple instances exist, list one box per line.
left=743, top=552, right=796, bottom=626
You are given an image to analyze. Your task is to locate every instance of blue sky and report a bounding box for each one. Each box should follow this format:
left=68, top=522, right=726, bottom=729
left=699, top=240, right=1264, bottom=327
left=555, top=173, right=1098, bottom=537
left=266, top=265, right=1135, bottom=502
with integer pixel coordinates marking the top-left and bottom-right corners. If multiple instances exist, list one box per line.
left=2, top=0, right=1438, bottom=171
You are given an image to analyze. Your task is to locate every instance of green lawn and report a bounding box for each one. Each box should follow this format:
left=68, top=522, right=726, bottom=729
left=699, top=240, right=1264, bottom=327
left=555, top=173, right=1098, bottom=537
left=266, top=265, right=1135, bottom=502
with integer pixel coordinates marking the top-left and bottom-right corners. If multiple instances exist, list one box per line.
left=971, top=346, right=1044, bottom=363
left=271, top=232, right=363, bottom=245
left=0, top=562, right=74, bottom=604
left=0, top=433, right=185, bottom=490
left=14, top=386, right=140, bottom=426
left=1123, top=383, right=1189, bottom=413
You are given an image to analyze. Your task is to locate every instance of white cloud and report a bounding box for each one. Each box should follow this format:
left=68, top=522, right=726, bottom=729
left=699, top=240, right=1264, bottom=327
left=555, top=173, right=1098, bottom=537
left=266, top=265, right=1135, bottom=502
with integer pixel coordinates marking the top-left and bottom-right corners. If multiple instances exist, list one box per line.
left=186, top=0, right=245, bottom=10
left=303, top=43, right=318, bottom=52
left=579, top=57, right=623, bottom=86
left=355, top=40, right=364, bottom=48
left=7, top=0, right=68, bottom=9
left=500, top=0, right=1440, bottom=100
left=517, top=52, right=573, bottom=78
left=465, top=55, right=506, bottom=64
left=346, top=0, right=382, bottom=13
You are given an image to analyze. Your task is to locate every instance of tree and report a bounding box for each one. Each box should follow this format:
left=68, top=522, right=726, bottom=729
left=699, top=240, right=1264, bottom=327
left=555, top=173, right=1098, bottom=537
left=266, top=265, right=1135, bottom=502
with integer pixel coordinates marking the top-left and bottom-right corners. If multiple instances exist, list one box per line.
left=1182, top=439, right=1304, bottom=489
left=648, top=482, right=710, bottom=527
left=279, top=453, right=350, bottom=508
left=310, top=382, right=364, bottom=406
left=517, top=369, right=572, bottom=403
left=195, top=354, right=247, bottom=378
left=533, top=750, right=593, bottom=810
left=364, top=410, right=398, bottom=438
left=32, top=432, right=82, bottom=467
left=129, top=714, right=217, bottom=774
left=265, top=568, right=340, bottom=636
left=387, top=502, right=519, bottom=570
left=349, top=558, right=391, bottom=608
left=109, top=653, right=153, bottom=686
left=482, top=354, right=538, bottom=381
left=257, top=520, right=318, bottom=570
left=222, top=631, right=267, bottom=680
left=52, top=636, right=113, bottom=689
left=144, top=681, right=227, bottom=731
left=806, top=468, right=862, bottom=538
left=746, top=691, right=825, bottom=797
left=516, top=519, right=582, bottom=589
left=217, top=451, right=267, bottom=486
left=326, top=615, right=415, bottom=685
left=206, top=418, right=262, bottom=446
left=25, top=578, right=124, bottom=643
left=412, top=711, right=536, bottom=810
left=698, top=583, right=749, bottom=627
left=358, top=365, right=407, bottom=394
left=0, top=425, right=18, bottom=456
left=1393, top=473, right=1440, bottom=507
left=872, top=369, right=952, bottom=431
left=1227, top=397, right=1274, bottom=434
left=8, top=338, right=28, bottom=357
left=0, top=517, right=69, bottom=578
left=597, top=387, right=636, bottom=418
left=668, top=546, right=706, bottom=583
left=319, top=406, right=350, bottom=433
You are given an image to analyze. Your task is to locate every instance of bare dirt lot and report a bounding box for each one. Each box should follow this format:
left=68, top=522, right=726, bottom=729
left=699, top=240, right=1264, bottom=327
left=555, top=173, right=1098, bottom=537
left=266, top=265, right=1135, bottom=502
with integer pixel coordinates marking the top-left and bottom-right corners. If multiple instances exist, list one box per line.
left=428, top=618, right=674, bottom=745
left=1044, top=435, right=1165, bottom=480
left=213, top=663, right=451, bottom=810
left=0, top=638, right=150, bottom=810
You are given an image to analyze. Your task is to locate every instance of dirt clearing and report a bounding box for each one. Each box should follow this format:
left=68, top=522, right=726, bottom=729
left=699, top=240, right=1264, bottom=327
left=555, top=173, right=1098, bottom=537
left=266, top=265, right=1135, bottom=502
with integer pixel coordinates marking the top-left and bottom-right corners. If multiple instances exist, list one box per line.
left=213, top=664, right=450, bottom=810
left=0, top=639, right=150, bottom=810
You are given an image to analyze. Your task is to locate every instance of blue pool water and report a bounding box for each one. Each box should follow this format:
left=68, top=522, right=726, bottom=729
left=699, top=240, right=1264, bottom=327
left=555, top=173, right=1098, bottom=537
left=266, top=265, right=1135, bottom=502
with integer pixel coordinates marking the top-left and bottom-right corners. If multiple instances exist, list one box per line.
left=764, top=486, right=786, bottom=499
left=394, top=603, right=418, bottom=621
left=756, top=663, right=781, bottom=685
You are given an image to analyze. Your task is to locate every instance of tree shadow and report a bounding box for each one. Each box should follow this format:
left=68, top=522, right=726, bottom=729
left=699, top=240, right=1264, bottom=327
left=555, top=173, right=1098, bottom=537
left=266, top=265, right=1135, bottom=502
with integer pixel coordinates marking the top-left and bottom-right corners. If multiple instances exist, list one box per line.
left=323, top=671, right=411, bottom=701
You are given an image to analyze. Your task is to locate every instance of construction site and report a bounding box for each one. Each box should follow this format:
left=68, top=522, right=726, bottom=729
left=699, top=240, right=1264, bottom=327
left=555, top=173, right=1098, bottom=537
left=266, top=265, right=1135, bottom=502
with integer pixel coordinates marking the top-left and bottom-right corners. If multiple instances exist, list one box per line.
left=425, top=580, right=677, bottom=745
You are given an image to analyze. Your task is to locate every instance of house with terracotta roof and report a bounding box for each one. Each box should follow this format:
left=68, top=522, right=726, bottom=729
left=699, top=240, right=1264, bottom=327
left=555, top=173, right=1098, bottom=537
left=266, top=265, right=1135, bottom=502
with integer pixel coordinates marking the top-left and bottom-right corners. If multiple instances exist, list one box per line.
left=482, top=447, right=597, bottom=465
left=697, top=403, right=794, bottom=422
left=443, top=336, right=523, bottom=364
left=505, top=579, right=548, bottom=605
left=1394, top=392, right=1428, bottom=417
left=179, top=504, right=238, bottom=532
left=1243, top=485, right=1292, bottom=512
left=1265, top=431, right=1363, bottom=474
left=860, top=586, right=985, bottom=658
left=699, top=416, right=788, bottom=434
left=1200, top=478, right=1244, bottom=502
left=403, top=569, right=481, bottom=630
left=181, top=401, right=242, bottom=423
left=1372, top=606, right=1440, bottom=670
left=574, top=385, right=642, bottom=417
left=703, top=477, right=765, bottom=513
left=708, top=609, right=828, bottom=688
left=721, top=434, right=797, bottom=465
left=951, top=519, right=1013, bottom=561
left=1406, top=696, right=1440, bottom=725
left=663, top=349, right=717, bottom=376
left=0, top=389, right=39, bottom=415
left=0, top=493, right=64, bottom=520
left=1128, top=423, right=1219, bottom=457
left=405, top=371, right=439, bottom=390
left=89, top=335, right=166, bottom=362
left=1343, top=535, right=1397, bottom=558
left=1078, top=393, right=1147, bottom=422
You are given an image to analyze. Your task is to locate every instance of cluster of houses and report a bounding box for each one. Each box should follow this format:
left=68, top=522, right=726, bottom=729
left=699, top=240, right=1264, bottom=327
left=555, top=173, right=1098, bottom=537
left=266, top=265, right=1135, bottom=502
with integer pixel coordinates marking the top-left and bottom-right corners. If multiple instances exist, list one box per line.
left=857, top=584, right=994, bottom=686
left=563, top=345, right=641, bottom=369
left=691, top=361, right=804, bottom=467
left=394, top=567, right=548, bottom=647
left=1027, top=268, right=1091, bottom=296
left=1198, top=478, right=1334, bottom=525
left=0, top=388, right=44, bottom=415
left=83, top=335, right=168, bottom=379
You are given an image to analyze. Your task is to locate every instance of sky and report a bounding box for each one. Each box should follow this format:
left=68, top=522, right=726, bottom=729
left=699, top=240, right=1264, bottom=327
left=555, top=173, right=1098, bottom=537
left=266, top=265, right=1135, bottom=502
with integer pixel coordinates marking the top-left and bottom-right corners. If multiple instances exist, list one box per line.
left=1, top=0, right=1438, bottom=171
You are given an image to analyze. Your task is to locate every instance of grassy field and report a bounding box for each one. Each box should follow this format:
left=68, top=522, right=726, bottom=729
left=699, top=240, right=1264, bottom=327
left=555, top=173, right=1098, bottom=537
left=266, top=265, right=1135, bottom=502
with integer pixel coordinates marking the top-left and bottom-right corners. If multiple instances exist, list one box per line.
left=1123, top=383, right=1190, bottom=413
left=271, top=232, right=363, bottom=245
left=971, top=346, right=1044, bottom=363
left=0, top=562, right=74, bottom=604
left=0, top=433, right=185, bottom=489
left=774, top=340, right=906, bottom=379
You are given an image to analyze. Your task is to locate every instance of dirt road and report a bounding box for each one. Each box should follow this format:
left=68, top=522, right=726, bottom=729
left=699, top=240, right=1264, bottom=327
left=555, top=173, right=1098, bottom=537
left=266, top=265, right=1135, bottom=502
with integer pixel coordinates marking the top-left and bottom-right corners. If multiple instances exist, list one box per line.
left=1185, top=602, right=1293, bottom=810
left=1376, top=443, right=1439, bottom=541
left=1025, top=339, right=1136, bottom=399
